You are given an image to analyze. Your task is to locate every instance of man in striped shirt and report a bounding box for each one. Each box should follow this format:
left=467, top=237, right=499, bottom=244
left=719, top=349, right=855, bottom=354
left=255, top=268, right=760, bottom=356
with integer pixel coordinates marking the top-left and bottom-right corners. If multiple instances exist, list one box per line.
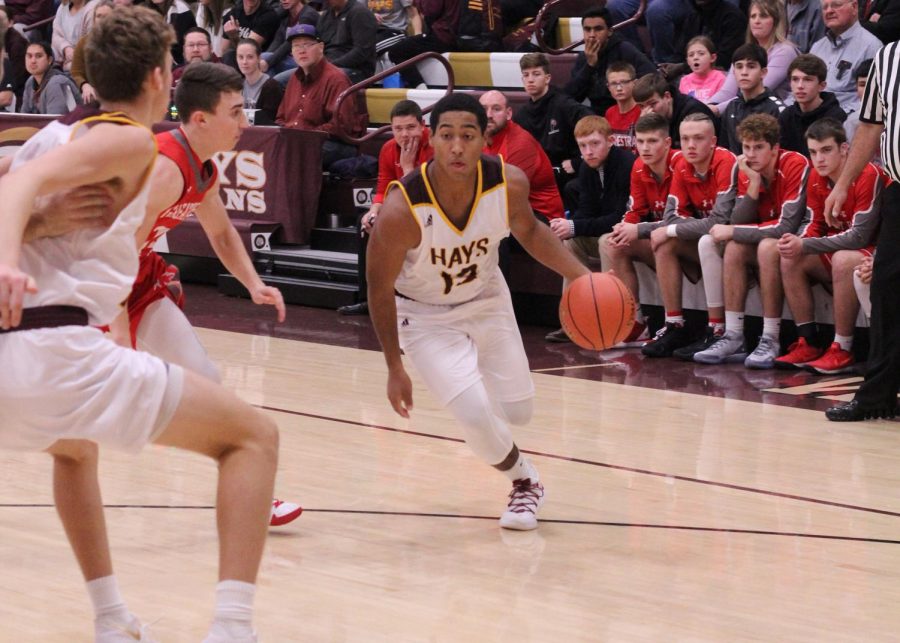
left=824, top=41, right=900, bottom=421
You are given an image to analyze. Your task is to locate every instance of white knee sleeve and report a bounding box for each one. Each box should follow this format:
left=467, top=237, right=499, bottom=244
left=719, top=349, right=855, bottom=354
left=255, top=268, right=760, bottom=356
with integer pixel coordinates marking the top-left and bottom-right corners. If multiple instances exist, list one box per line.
left=494, top=398, right=533, bottom=427
left=446, top=382, right=515, bottom=465
left=698, top=234, right=724, bottom=309
left=854, top=271, right=872, bottom=319
left=135, top=298, right=221, bottom=384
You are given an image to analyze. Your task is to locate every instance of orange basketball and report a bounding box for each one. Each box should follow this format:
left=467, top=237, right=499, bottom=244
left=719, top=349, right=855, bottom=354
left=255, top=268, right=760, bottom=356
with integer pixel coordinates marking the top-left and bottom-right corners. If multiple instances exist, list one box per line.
left=559, top=273, right=637, bottom=350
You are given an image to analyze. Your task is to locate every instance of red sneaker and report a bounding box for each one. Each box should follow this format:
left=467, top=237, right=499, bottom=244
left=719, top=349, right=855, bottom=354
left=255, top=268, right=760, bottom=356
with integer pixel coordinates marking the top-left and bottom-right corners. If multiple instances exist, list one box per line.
left=616, top=320, right=650, bottom=348
left=270, top=499, right=303, bottom=526
left=806, top=342, right=855, bottom=374
left=774, top=337, right=823, bottom=369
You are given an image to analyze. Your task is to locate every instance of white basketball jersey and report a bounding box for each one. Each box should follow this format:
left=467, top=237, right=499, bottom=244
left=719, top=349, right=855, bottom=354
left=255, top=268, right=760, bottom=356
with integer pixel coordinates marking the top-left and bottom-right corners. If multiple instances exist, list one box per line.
left=391, top=155, right=510, bottom=306
left=13, top=112, right=155, bottom=326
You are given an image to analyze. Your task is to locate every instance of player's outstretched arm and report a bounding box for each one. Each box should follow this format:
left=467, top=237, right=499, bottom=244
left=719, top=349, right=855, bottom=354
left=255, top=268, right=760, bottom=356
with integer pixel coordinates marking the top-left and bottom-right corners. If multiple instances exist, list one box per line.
left=195, top=181, right=285, bottom=322
left=506, top=165, right=590, bottom=283
left=366, top=185, right=421, bottom=418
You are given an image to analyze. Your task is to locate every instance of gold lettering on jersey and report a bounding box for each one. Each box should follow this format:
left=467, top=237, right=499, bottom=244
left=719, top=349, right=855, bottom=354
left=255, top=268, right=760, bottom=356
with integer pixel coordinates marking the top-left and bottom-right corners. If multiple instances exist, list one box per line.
left=430, top=237, right=490, bottom=268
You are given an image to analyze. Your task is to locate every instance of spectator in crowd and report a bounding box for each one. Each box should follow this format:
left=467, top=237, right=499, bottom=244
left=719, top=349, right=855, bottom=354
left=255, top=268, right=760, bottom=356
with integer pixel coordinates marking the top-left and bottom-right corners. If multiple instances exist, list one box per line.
left=195, top=0, right=231, bottom=57
left=642, top=113, right=737, bottom=359
left=52, top=0, right=99, bottom=72
left=0, top=6, right=29, bottom=104
left=172, top=27, right=218, bottom=86
left=261, top=0, right=319, bottom=80
left=4, top=0, right=55, bottom=38
left=276, top=24, right=367, bottom=169
left=21, top=41, right=82, bottom=114
left=545, top=115, right=635, bottom=342
left=775, top=118, right=884, bottom=373
left=605, top=61, right=640, bottom=153
left=69, top=0, right=115, bottom=105
left=456, top=0, right=502, bottom=52
left=633, top=72, right=716, bottom=149
left=224, top=0, right=282, bottom=59
left=148, top=0, right=196, bottom=65
left=719, top=44, right=786, bottom=154
left=843, top=58, right=872, bottom=144
left=237, top=38, right=283, bottom=125
left=786, top=0, right=825, bottom=54
left=602, top=112, right=680, bottom=348
left=693, top=114, right=809, bottom=368
left=779, top=54, right=846, bottom=156
left=0, top=12, right=15, bottom=113
left=563, top=7, right=655, bottom=115
left=708, top=0, right=799, bottom=113
left=679, top=36, right=727, bottom=104
left=810, top=0, right=882, bottom=111
left=858, top=0, right=900, bottom=44
left=370, top=0, right=421, bottom=55
left=387, top=0, right=460, bottom=89
left=670, top=0, right=748, bottom=72
left=316, top=0, right=377, bottom=84
left=338, top=99, right=434, bottom=316
left=515, top=52, right=594, bottom=207
left=480, top=90, right=564, bottom=222
left=609, top=0, right=743, bottom=65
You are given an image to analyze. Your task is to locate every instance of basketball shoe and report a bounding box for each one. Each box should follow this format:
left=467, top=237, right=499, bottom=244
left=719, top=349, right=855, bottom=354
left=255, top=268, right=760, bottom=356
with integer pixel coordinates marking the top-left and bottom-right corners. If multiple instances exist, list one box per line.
left=499, top=478, right=544, bottom=531
left=95, top=614, right=159, bottom=642
left=614, top=320, right=650, bottom=348
left=641, top=322, right=693, bottom=358
left=774, top=337, right=823, bottom=370
left=744, top=335, right=780, bottom=370
left=672, top=326, right=722, bottom=361
left=693, top=330, right=747, bottom=364
left=805, top=342, right=855, bottom=374
left=270, top=499, right=303, bottom=526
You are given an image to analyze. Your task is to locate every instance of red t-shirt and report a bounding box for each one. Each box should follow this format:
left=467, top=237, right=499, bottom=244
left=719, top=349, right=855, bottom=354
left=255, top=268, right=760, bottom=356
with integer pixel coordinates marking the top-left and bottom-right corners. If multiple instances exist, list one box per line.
left=605, top=103, right=640, bottom=153
left=373, top=128, right=433, bottom=204
left=485, top=121, right=564, bottom=219
left=623, top=149, right=680, bottom=224
left=667, top=147, right=738, bottom=220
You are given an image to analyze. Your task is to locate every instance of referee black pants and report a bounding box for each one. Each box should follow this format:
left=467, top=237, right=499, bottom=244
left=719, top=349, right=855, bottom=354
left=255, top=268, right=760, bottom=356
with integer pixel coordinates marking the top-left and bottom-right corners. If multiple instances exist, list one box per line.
left=855, top=182, right=900, bottom=410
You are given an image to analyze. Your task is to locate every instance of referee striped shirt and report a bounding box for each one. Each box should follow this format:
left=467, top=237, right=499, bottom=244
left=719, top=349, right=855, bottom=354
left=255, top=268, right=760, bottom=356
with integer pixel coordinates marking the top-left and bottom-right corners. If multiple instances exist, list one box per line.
left=860, top=41, right=900, bottom=182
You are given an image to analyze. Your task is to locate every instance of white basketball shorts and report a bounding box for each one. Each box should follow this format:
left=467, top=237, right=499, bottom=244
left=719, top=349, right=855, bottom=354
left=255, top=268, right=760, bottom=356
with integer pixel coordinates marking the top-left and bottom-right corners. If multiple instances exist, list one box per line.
left=0, top=325, right=183, bottom=453
left=396, top=283, right=534, bottom=407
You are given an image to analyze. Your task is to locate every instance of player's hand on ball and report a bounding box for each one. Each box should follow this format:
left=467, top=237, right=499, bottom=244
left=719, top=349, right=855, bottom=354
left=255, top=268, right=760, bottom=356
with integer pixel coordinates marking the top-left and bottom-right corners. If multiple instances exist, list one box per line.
left=387, top=367, right=414, bottom=418
left=251, top=285, right=286, bottom=322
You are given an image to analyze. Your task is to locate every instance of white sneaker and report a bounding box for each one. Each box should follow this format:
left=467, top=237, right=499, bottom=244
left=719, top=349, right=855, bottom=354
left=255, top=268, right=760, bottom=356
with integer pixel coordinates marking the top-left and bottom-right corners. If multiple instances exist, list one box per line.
left=693, top=330, right=747, bottom=364
left=95, top=614, right=159, bottom=642
left=744, top=335, right=780, bottom=370
left=269, top=498, right=302, bottom=526
left=499, top=478, right=545, bottom=531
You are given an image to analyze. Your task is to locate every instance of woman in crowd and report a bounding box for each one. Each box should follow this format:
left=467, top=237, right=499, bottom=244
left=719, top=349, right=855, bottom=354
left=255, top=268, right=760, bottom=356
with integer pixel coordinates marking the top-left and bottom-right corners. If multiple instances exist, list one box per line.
left=195, top=0, right=231, bottom=58
left=52, top=0, right=98, bottom=71
left=149, top=0, right=197, bottom=64
left=236, top=38, right=283, bottom=126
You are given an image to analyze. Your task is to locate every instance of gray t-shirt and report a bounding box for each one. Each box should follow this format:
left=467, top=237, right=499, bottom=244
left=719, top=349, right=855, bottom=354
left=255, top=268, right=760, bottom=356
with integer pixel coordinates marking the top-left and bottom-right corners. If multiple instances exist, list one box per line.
left=243, top=74, right=269, bottom=109
left=368, top=0, right=411, bottom=33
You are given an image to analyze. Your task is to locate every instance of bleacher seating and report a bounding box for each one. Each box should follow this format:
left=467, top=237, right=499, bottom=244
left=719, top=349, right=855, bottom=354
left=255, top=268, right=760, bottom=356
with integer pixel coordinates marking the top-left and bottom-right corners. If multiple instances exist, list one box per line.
left=365, top=88, right=532, bottom=125
left=555, top=18, right=585, bottom=50
left=415, top=51, right=579, bottom=89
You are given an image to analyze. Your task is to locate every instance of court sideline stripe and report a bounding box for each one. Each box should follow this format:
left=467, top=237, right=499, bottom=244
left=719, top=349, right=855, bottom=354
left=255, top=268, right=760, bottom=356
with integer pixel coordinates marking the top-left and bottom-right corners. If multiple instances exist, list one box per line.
left=259, top=405, right=900, bottom=519
left=1, top=503, right=895, bottom=545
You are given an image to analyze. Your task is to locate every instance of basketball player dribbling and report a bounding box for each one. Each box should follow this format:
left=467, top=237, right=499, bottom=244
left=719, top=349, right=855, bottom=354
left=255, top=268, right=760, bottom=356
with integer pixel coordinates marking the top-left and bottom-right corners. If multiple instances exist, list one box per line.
left=127, top=62, right=300, bottom=527
left=367, top=93, right=590, bottom=530
left=0, top=8, right=276, bottom=642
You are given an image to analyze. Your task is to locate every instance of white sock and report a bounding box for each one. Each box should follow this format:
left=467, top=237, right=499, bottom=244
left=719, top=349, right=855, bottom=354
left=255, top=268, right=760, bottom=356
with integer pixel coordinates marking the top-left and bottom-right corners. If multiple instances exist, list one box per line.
left=835, top=334, right=853, bottom=351
left=725, top=311, right=744, bottom=335
left=87, top=575, right=130, bottom=623
left=501, top=453, right=539, bottom=484
left=206, top=580, right=256, bottom=640
left=762, top=317, right=781, bottom=340
left=665, top=313, right=684, bottom=325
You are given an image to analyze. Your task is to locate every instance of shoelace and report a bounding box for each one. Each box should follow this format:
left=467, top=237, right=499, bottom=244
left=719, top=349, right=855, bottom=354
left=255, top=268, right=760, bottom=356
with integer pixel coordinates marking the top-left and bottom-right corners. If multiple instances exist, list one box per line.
left=751, top=336, right=777, bottom=356
left=507, top=479, right=543, bottom=514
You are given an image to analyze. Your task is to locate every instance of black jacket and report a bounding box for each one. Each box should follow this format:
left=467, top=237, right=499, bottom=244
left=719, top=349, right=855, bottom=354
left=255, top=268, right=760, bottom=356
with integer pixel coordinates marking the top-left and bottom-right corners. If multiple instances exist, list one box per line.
left=720, top=89, right=786, bottom=154
left=514, top=86, right=594, bottom=170
left=860, top=0, right=900, bottom=44
left=572, top=145, right=636, bottom=237
left=563, top=33, right=655, bottom=114
left=677, top=0, right=747, bottom=71
left=669, top=90, right=717, bottom=149
left=317, top=0, right=378, bottom=78
left=778, top=92, right=846, bottom=156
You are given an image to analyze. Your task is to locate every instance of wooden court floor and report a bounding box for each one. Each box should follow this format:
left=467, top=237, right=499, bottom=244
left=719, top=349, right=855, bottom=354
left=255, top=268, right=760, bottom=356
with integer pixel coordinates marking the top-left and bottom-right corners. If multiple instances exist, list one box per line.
left=1, top=326, right=899, bottom=642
